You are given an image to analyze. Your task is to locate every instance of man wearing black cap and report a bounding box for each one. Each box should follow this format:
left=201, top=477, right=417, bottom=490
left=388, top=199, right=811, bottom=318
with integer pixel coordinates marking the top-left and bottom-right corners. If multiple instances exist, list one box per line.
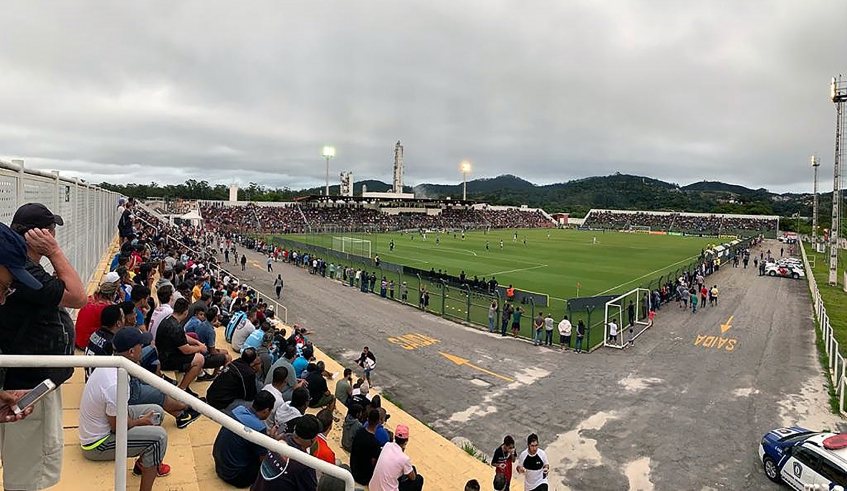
left=0, top=203, right=86, bottom=491
left=78, top=327, right=170, bottom=491
left=251, top=414, right=321, bottom=490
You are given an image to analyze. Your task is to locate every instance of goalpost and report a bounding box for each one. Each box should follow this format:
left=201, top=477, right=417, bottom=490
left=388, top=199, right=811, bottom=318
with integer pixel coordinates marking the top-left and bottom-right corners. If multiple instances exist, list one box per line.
left=604, top=287, right=651, bottom=349
left=332, top=236, right=372, bottom=258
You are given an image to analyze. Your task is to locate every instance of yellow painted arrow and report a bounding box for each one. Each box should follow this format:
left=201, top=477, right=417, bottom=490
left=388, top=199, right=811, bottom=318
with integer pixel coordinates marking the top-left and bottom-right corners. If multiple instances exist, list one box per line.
left=440, top=352, right=514, bottom=383
left=720, top=316, right=734, bottom=334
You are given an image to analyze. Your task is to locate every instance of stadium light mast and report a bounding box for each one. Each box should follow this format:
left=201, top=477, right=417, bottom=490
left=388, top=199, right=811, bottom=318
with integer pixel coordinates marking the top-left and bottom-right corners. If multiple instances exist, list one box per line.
left=322, top=145, right=336, bottom=197
left=460, top=160, right=472, bottom=201
left=812, top=154, right=820, bottom=245
left=829, top=76, right=847, bottom=286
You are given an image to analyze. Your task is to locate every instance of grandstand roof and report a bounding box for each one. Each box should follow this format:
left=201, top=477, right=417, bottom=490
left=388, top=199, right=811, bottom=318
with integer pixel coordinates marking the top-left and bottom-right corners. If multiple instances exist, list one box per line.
left=293, top=194, right=477, bottom=206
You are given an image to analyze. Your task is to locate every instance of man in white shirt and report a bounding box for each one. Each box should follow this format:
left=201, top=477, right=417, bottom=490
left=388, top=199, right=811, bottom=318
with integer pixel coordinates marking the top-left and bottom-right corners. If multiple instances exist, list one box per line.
left=557, top=315, right=572, bottom=351
left=543, top=313, right=555, bottom=347
left=607, top=320, right=619, bottom=345
left=148, top=285, right=174, bottom=341
left=230, top=307, right=257, bottom=352
left=78, top=328, right=170, bottom=491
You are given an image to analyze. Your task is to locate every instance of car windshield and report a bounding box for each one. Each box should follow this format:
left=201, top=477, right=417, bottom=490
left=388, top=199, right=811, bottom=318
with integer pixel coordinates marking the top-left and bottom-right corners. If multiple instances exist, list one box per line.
left=779, top=431, right=818, bottom=444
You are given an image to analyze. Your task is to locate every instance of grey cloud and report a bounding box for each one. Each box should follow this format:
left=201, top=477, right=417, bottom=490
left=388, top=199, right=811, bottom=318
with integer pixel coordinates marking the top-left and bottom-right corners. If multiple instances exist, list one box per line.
left=0, top=0, right=845, bottom=196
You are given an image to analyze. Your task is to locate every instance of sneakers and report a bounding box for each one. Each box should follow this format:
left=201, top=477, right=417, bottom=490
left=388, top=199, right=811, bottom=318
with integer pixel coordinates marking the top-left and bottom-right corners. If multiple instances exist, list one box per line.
left=196, top=371, right=216, bottom=382
left=175, top=409, right=202, bottom=429
left=133, top=459, right=171, bottom=477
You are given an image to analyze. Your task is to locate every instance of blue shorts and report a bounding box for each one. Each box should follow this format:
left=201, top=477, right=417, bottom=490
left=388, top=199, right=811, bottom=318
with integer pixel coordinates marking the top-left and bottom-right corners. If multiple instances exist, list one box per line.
left=128, top=378, right=166, bottom=406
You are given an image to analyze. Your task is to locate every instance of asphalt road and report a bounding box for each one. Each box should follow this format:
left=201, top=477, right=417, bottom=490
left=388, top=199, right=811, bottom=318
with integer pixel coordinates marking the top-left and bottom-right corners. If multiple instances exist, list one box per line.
left=229, top=239, right=841, bottom=490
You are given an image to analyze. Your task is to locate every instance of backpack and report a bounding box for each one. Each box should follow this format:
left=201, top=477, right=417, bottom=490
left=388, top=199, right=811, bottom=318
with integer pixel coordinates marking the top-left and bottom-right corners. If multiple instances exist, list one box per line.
left=225, top=311, right=247, bottom=343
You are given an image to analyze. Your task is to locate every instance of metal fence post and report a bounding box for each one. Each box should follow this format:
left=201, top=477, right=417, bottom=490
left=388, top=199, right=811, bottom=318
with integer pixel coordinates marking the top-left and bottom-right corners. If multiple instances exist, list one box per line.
left=115, top=367, right=129, bottom=491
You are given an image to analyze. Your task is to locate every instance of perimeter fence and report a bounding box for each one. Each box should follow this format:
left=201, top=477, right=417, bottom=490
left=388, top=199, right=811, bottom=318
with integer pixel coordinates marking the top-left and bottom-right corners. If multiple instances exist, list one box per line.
left=267, top=233, right=754, bottom=352
left=0, top=159, right=121, bottom=285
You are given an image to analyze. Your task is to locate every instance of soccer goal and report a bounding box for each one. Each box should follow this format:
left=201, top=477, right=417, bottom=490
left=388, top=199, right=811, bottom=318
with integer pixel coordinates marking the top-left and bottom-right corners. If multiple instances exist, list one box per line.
left=604, top=287, right=651, bottom=349
left=332, top=236, right=372, bottom=258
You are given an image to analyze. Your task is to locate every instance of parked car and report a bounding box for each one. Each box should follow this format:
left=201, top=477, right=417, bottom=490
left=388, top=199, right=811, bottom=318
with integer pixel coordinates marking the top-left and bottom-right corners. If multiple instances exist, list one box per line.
left=765, top=264, right=804, bottom=279
left=759, top=426, right=847, bottom=489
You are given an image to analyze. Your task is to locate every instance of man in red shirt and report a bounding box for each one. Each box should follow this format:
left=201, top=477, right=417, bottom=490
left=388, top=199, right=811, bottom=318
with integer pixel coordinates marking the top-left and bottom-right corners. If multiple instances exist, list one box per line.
left=313, top=407, right=337, bottom=464
left=491, top=435, right=516, bottom=491
left=74, top=272, right=120, bottom=349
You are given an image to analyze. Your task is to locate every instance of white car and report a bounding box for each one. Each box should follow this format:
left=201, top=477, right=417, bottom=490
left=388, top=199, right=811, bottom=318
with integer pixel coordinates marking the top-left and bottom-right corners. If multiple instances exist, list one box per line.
left=759, top=427, right=847, bottom=490
left=765, top=264, right=804, bottom=279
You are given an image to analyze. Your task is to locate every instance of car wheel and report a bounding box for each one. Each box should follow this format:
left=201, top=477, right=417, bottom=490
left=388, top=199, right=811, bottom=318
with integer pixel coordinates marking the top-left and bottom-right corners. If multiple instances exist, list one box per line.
left=792, top=273, right=799, bottom=279
left=763, top=456, right=781, bottom=483
left=769, top=271, right=776, bottom=276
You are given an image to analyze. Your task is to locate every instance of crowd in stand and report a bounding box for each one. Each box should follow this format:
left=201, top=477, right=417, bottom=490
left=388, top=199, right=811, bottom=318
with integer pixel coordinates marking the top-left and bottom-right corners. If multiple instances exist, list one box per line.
left=200, top=203, right=552, bottom=235
left=583, top=210, right=777, bottom=235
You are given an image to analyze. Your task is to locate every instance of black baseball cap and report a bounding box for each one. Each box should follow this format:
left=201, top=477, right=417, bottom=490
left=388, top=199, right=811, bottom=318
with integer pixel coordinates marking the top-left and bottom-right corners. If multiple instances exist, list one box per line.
left=0, top=222, right=42, bottom=290
left=12, top=203, right=64, bottom=230
left=112, top=327, right=153, bottom=352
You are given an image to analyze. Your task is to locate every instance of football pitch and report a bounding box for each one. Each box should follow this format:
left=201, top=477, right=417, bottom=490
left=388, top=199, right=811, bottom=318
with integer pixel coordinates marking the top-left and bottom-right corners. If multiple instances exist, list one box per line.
left=280, top=228, right=714, bottom=302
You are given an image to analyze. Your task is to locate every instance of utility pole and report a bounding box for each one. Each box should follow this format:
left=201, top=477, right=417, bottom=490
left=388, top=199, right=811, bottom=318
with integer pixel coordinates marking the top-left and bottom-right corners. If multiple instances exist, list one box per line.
left=829, top=76, right=847, bottom=285
left=812, top=155, right=820, bottom=245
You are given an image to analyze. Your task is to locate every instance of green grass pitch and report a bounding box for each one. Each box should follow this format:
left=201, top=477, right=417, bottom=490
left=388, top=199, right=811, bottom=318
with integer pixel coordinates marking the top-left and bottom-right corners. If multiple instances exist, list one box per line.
left=284, top=228, right=715, bottom=302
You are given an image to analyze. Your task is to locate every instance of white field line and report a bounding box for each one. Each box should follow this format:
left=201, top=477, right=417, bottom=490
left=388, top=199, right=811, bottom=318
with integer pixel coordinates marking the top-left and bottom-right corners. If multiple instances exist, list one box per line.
left=594, top=254, right=700, bottom=296
left=485, top=264, right=549, bottom=276
left=384, top=253, right=429, bottom=264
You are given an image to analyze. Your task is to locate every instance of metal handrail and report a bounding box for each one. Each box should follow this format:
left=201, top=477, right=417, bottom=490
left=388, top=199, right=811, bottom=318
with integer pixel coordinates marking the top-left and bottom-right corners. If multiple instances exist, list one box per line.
left=0, top=355, right=355, bottom=490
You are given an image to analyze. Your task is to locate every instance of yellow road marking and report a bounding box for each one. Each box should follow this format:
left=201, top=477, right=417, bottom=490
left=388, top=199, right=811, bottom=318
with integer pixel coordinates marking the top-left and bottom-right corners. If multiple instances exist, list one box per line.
left=440, top=352, right=514, bottom=382
left=720, top=316, right=734, bottom=334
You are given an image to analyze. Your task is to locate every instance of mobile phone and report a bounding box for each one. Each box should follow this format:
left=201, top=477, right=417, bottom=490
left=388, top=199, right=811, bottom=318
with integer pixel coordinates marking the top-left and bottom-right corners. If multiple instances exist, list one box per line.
left=12, top=379, right=57, bottom=415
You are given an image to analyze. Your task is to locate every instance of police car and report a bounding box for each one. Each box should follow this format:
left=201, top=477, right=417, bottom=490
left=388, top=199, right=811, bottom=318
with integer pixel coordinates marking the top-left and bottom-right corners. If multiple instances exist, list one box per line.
left=764, top=264, right=804, bottom=279
left=759, top=426, right=847, bottom=489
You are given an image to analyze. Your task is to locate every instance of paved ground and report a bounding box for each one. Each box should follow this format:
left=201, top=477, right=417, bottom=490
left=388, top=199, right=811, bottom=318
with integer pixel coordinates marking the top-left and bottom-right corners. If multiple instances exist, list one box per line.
left=231, top=239, right=842, bottom=490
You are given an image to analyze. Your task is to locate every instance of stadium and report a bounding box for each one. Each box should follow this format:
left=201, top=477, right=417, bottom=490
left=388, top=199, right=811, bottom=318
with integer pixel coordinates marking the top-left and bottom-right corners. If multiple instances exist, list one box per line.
left=1, top=4, right=846, bottom=491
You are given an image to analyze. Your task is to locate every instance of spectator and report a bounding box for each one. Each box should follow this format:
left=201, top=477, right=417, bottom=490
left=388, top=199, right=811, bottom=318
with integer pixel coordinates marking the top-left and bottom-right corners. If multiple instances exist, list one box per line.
left=341, top=403, right=365, bottom=453
left=148, top=285, right=174, bottom=341
left=516, top=433, right=550, bottom=491
left=492, top=435, right=516, bottom=491
left=0, top=221, right=43, bottom=420
left=350, top=409, right=383, bottom=485
left=265, top=345, right=305, bottom=402
left=78, top=327, right=170, bottom=491
left=231, top=307, right=258, bottom=352
left=465, top=480, right=481, bottom=491
left=369, top=423, right=423, bottom=491
left=206, top=348, right=262, bottom=412
left=271, top=387, right=310, bottom=433
left=155, top=298, right=207, bottom=394
left=305, top=361, right=335, bottom=410
left=250, top=414, right=321, bottom=491
left=75, top=271, right=120, bottom=349
left=183, top=305, right=230, bottom=380
left=83, top=305, right=124, bottom=379
left=212, top=390, right=275, bottom=487
left=335, top=368, right=354, bottom=407
left=557, top=315, right=572, bottom=351
left=313, top=407, right=337, bottom=465
left=0, top=204, right=86, bottom=491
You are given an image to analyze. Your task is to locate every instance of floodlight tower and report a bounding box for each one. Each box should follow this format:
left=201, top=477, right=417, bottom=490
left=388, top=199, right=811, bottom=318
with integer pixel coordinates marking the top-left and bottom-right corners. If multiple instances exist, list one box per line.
left=460, top=160, right=472, bottom=201
left=812, top=155, right=820, bottom=245
left=829, top=76, right=847, bottom=286
left=322, top=145, right=335, bottom=197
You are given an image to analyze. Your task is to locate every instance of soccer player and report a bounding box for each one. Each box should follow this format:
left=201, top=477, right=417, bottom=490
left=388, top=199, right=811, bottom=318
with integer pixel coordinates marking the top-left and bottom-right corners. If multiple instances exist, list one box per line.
left=499, top=239, right=504, bottom=249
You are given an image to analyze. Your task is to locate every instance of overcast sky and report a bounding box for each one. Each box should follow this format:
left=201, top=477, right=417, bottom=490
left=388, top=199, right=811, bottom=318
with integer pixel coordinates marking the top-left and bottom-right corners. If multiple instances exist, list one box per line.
left=1, top=1, right=845, bottom=194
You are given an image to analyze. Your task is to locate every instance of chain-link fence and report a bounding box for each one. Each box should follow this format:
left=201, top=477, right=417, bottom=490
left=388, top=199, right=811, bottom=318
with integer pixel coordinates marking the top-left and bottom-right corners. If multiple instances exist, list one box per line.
left=0, top=159, right=121, bottom=286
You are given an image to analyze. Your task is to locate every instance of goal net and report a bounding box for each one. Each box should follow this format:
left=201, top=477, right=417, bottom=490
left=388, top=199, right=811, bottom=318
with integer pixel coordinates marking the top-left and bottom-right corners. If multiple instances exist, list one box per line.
left=604, top=287, right=651, bottom=349
left=629, top=225, right=651, bottom=233
left=332, top=236, right=372, bottom=258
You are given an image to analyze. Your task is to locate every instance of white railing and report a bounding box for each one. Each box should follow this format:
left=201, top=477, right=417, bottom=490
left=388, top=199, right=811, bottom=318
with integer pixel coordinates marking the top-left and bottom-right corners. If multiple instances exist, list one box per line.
left=0, top=159, right=121, bottom=286
left=0, top=355, right=355, bottom=490
left=801, top=242, right=847, bottom=413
